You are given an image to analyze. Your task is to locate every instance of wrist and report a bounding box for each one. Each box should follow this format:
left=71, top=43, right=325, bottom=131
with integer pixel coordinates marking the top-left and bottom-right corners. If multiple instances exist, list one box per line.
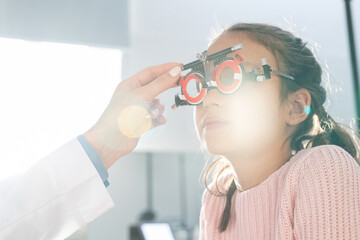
left=83, top=127, right=124, bottom=169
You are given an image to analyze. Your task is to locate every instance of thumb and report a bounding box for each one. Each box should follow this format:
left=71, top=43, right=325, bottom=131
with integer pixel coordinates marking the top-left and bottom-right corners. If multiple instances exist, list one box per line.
left=138, top=65, right=182, bottom=101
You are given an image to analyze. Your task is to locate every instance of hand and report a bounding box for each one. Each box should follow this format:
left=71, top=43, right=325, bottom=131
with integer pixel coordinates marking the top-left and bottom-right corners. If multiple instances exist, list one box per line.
left=83, top=63, right=182, bottom=169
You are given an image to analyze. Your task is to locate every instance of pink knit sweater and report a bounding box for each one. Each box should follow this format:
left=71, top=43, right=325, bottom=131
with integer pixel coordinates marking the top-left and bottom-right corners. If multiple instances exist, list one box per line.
left=199, top=145, right=360, bottom=239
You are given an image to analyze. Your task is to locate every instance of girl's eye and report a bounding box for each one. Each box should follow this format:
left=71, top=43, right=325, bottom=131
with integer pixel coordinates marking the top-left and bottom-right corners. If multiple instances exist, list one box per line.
left=219, top=66, right=235, bottom=86
left=196, top=81, right=201, bottom=92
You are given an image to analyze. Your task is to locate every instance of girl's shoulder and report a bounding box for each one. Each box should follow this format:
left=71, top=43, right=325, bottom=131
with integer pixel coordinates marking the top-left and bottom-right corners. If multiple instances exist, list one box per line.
left=294, top=144, right=357, bottom=167
left=291, top=144, right=360, bottom=183
left=201, top=145, right=360, bottom=204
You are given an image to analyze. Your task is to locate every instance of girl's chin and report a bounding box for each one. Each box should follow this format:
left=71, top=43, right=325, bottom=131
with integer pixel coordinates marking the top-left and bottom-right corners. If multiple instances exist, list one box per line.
left=203, top=137, right=248, bottom=157
left=203, top=142, right=228, bottom=156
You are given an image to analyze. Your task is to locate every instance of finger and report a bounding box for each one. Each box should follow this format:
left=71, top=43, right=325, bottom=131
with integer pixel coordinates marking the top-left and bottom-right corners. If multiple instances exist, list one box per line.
left=133, top=100, right=165, bottom=121
left=153, top=98, right=165, bottom=113
left=135, top=101, right=167, bottom=129
left=138, top=65, right=182, bottom=100
left=118, top=63, right=181, bottom=91
left=148, top=102, right=165, bottom=121
left=146, top=100, right=166, bottom=128
left=152, top=114, right=167, bottom=128
left=171, top=104, right=178, bottom=110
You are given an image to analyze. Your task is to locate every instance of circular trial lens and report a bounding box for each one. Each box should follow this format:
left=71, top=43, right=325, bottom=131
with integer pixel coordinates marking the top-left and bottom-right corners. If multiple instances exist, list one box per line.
left=219, top=67, right=235, bottom=86
left=185, top=77, right=202, bottom=98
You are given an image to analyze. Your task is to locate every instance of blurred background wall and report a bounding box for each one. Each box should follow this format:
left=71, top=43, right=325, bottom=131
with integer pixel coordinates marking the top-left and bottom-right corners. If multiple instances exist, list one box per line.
left=0, top=0, right=359, bottom=239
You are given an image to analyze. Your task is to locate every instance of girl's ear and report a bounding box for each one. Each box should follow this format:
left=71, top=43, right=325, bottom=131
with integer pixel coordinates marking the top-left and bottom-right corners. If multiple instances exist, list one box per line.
left=286, top=88, right=311, bottom=126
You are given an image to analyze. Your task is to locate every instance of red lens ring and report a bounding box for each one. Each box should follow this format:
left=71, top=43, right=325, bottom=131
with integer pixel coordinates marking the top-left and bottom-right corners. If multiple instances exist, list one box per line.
left=215, top=60, right=242, bottom=93
left=182, top=74, right=207, bottom=104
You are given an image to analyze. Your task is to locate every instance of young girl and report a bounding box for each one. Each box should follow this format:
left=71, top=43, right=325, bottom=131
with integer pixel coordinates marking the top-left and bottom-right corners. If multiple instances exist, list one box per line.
left=193, top=23, right=360, bottom=239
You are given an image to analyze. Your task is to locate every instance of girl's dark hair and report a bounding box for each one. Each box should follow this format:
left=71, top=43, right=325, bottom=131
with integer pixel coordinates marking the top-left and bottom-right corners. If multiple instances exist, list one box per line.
left=202, top=22, right=360, bottom=232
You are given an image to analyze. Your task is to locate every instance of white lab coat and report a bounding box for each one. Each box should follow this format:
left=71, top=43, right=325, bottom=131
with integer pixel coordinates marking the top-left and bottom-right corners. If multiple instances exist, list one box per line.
left=0, top=138, right=115, bottom=240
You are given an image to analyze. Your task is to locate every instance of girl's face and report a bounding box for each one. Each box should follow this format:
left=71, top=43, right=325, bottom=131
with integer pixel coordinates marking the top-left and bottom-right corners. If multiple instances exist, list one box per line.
left=194, top=32, right=289, bottom=159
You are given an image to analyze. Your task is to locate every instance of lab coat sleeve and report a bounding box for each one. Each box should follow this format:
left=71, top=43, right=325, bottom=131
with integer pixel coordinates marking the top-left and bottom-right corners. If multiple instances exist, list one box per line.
left=0, top=138, right=115, bottom=240
left=77, top=135, right=110, bottom=187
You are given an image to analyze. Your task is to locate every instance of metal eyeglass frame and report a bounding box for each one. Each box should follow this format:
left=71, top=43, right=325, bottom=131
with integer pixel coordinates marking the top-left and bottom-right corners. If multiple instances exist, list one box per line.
left=174, top=43, right=295, bottom=107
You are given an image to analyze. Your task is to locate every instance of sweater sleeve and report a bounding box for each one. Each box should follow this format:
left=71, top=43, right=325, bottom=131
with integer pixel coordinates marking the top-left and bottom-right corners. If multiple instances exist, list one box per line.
left=293, top=145, right=360, bottom=239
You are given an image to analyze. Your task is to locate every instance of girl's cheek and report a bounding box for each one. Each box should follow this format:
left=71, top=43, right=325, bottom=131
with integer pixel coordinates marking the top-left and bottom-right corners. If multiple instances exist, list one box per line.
left=229, top=94, right=276, bottom=139
left=194, top=106, right=204, bottom=139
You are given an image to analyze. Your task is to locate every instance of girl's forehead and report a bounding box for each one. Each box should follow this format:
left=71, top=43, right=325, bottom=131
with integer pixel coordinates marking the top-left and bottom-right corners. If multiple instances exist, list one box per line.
left=207, top=33, right=278, bottom=69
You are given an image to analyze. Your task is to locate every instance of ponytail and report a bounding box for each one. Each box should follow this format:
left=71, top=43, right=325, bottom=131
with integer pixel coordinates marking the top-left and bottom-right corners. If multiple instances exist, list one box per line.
left=218, top=180, right=237, bottom=232
left=310, top=107, right=358, bottom=161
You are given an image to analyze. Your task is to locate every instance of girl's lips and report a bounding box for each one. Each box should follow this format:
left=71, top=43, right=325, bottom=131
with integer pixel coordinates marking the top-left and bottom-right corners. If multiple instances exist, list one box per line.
left=202, top=116, right=230, bottom=131
left=204, top=121, right=229, bottom=130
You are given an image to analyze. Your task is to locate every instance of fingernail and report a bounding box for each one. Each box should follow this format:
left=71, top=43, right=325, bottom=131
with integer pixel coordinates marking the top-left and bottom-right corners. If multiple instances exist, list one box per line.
left=169, top=66, right=181, bottom=77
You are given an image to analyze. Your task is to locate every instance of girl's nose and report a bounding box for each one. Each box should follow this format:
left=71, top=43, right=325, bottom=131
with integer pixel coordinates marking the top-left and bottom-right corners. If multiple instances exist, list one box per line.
left=202, top=87, right=223, bottom=108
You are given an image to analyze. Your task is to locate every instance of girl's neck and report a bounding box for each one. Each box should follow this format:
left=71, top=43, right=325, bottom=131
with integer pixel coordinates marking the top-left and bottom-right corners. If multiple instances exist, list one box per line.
left=226, top=145, right=293, bottom=192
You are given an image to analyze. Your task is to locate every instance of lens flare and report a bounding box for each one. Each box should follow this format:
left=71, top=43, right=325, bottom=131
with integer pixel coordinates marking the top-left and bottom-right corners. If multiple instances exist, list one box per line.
left=118, top=105, right=153, bottom=138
